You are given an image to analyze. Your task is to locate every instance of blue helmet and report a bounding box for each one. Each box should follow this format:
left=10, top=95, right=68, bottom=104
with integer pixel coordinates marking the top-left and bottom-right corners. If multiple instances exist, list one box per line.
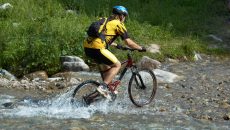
left=112, top=6, right=128, bottom=16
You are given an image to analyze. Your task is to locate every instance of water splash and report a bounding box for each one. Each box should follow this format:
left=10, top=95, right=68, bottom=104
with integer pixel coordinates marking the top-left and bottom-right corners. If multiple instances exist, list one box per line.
left=0, top=86, right=160, bottom=119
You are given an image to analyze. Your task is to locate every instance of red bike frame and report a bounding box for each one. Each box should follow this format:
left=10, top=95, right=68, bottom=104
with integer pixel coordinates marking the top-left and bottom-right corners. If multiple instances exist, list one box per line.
left=101, top=50, right=136, bottom=93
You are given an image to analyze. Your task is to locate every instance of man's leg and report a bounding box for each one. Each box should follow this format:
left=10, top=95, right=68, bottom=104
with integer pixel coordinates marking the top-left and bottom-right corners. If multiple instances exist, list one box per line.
left=99, top=62, right=121, bottom=85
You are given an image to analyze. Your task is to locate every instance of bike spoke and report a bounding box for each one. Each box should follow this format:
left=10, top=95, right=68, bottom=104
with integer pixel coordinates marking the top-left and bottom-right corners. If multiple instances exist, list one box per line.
left=71, top=80, right=100, bottom=106
left=128, top=69, right=157, bottom=107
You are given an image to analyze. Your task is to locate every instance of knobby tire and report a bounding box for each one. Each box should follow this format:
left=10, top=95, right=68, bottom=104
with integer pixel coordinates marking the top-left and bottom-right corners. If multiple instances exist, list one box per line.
left=128, top=69, right=157, bottom=107
left=71, top=80, right=101, bottom=106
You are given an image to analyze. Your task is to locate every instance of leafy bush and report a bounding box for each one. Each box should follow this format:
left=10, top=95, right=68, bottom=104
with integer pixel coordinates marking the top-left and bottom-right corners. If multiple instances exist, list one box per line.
left=0, top=0, right=229, bottom=77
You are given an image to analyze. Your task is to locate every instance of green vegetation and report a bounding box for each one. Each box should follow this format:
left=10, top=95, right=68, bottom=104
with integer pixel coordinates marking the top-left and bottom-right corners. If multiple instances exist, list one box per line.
left=0, top=0, right=229, bottom=77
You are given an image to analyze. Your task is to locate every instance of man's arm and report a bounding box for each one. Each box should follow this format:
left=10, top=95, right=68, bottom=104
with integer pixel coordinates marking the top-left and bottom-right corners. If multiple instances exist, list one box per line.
left=124, top=38, right=142, bottom=50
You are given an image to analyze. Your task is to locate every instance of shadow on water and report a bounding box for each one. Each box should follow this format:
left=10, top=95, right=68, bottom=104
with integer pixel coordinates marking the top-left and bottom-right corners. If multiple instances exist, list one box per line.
left=0, top=86, right=230, bottom=129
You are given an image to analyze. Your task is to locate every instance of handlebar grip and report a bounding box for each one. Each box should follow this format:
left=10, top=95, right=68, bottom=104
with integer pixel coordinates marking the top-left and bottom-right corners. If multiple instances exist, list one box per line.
left=138, top=47, right=146, bottom=52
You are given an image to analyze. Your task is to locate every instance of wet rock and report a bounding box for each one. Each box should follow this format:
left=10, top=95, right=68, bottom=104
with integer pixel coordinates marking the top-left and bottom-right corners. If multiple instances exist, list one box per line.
left=0, top=78, right=10, bottom=87
left=181, top=95, right=186, bottom=98
left=181, top=84, right=186, bottom=88
left=52, top=72, right=74, bottom=79
left=20, top=79, right=30, bottom=85
left=172, top=105, right=183, bottom=112
left=176, top=120, right=183, bottom=124
left=0, top=69, right=17, bottom=81
left=2, top=102, right=15, bottom=109
left=90, top=115, right=105, bottom=122
left=69, top=127, right=87, bottom=130
left=166, top=58, right=179, bottom=64
left=137, top=56, right=161, bottom=69
left=60, top=56, right=83, bottom=62
left=159, top=108, right=167, bottom=112
left=164, top=84, right=171, bottom=89
left=10, top=81, right=21, bottom=88
left=153, top=69, right=183, bottom=83
left=220, top=101, right=230, bottom=109
left=223, top=113, right=230, bottom=120
left=68, top=78, right=80, bottom=85
left=146, top=44, right=160, bottom=53
left=55, top=83, right=65, bottom=89
left=60, top=56, right=89, bottom=72
left=24, top=71, right=48, bottom=81
left=63, top=62, right=90, bottom=72
left=48, top=77, right=64, bottom=82
left=201, top=115, right=213, bottom=121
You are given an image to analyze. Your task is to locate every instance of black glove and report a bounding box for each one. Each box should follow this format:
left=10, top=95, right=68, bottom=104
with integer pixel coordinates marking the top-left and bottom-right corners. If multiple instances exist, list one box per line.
left=116, top=44, right=123, bottom=49
left=139, top=46, right=147, bottom=52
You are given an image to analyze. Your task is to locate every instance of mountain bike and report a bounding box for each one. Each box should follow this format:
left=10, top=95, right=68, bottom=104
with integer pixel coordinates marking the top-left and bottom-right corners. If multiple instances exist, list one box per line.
left=71, top=46, right=157, bottom=107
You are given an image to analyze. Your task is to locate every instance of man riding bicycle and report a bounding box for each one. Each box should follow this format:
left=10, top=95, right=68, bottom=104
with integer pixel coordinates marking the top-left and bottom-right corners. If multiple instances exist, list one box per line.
left=83, top=6, right=146, bottom=100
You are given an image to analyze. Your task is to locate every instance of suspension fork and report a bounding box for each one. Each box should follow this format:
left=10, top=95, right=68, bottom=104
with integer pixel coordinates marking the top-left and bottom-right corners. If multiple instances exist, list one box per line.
left=131, top=67, right=146, bottom=89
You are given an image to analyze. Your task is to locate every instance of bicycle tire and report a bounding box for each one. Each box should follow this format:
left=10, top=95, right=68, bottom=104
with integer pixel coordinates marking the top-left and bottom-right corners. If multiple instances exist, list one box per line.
left=128, top=69, right=157, bottom=107
left=71, top=80, right=101, bottom=106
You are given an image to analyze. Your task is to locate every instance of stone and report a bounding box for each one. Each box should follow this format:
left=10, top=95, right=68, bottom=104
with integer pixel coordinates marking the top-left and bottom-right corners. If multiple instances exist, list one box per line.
left=153, top=69, right=183, bottom=83
left=60, top=56, right=84, bottom=63
left=166, top=58, right=179, bottom=64
left=55, top=83, right=65, bottom=89
left=62, top=62, right=89, bottom=71
left=10, top=81, right=21, bottom=88
left=201, top=115, right=213, bottom=121
left=24, top=71, right=48, bottom=80
left=220, top=102, right=230, bottom=109
left=146, top=44, right=160, bottom=53
left=69, top=78, right=80, bottom=85
left=137, top=56, right=161, bottom=69
left=194, top=51, right=202, bottom=61
left=0, top=3, right=13, bottom=10
left=2, top=102, right=15, bottom=109
left=0, top=78, right=10, bottom=87
left=66, top=10, right=75, bottom=14
left=0, top=69, right=17, bottom=80
left=223, top=113, right=230, bottom=120
left=60, top=56, right=89, bottom=72
left=48, top=77, right=64, bottom=82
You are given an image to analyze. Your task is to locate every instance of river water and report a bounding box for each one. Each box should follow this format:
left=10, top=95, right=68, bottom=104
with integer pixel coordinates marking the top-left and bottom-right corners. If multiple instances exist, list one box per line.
left=1, top=56, right=230, bottom=129
left=0, top=86, right=229, bottom=130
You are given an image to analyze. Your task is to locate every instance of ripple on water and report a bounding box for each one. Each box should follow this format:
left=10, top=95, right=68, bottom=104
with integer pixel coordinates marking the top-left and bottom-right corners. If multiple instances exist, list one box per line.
left=0, top=87, right=230, bottom=129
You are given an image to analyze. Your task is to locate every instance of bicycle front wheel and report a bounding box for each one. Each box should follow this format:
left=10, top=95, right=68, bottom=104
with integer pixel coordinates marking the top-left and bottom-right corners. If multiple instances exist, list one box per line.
left=128, top=69, right=157, bottom=107
left=71, top=80, right=101, bottom=106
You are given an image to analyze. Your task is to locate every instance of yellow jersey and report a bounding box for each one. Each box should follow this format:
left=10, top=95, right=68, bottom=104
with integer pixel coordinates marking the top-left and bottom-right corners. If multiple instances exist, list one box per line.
left=83, top=18, right=129, bottom=49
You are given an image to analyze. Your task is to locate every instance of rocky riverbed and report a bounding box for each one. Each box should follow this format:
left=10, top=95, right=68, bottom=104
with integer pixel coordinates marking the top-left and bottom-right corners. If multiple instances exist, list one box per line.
left=0, top=54, right=230, bottom=126
left=158, top=55, right=230, bottom=122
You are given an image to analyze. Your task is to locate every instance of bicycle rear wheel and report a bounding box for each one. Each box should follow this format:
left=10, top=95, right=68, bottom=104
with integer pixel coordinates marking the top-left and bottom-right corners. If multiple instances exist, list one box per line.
left=71, top=80, right=102, bottom=106
left=128, top=69, right=157, bottom=107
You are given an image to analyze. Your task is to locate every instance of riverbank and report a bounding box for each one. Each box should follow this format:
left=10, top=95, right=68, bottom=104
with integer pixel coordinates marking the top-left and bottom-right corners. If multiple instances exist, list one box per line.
left=1, top=54, right=230, bottom=124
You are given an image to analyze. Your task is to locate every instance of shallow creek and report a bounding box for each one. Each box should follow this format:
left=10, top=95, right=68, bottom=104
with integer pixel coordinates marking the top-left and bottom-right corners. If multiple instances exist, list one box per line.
left=0, top=56, right=230, bottom=129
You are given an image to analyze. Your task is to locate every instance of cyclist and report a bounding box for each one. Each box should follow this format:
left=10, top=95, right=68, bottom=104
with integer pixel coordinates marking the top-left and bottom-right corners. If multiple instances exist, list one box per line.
left=83, top=6, right=146, bottom=100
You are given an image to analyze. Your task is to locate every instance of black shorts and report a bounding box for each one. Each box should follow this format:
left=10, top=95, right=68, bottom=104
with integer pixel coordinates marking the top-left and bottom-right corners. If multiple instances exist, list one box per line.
left=84, top=48, right=118, bottom=65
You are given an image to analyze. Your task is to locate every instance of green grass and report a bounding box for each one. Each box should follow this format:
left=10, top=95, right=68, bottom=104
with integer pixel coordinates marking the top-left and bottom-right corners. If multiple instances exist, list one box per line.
left=0, top=0, right=229, bottom=77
